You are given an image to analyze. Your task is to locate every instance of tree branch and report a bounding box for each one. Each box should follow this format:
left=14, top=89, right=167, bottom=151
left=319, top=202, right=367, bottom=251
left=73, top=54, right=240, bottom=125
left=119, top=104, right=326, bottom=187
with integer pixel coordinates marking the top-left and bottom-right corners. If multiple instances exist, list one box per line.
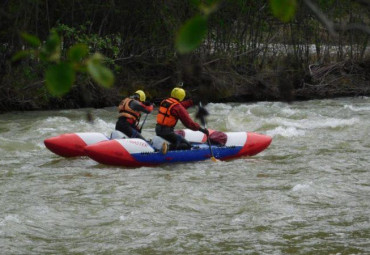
left=304, top=0, right=370, bottom=36
left=335, top=23, right=370, bottom=34
left=302, top=0, right=337, bottom=36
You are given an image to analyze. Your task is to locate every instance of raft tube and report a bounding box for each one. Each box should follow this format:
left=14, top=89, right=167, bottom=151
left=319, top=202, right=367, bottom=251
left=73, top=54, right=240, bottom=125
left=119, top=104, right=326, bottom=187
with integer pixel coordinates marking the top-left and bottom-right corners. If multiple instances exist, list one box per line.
left=84, top=131, right=272, bottom=167
left=44, top=132, right=110, bottom=157
left=44, top=129, right=208, bottom=157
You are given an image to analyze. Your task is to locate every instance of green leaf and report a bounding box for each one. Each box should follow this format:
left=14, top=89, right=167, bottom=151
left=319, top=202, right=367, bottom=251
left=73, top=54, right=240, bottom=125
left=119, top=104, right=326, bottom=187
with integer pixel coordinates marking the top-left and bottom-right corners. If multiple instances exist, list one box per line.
left=200, top=0, right=221, bottom=15
left=270, top=0, right=297, bottom=22
left=68, top=44, right=89, bottom=62
left=45, top=30, right=60, bottom=52
left=45, top=63, right=75, bottom=96
left=20, top=32, right=41, bottom=47
left=11, top=50, right=32, bottom=62
left=176, top=15, right=208, bottom=54
left=42, top=30, right=61, bottom=62
left=87, top=56, right=114, bottom=87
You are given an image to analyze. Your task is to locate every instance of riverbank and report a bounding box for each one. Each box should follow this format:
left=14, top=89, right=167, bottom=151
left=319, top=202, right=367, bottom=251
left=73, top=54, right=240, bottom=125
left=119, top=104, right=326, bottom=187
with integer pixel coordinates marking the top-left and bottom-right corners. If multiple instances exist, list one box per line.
left=1, top=58, right=369, bottom=113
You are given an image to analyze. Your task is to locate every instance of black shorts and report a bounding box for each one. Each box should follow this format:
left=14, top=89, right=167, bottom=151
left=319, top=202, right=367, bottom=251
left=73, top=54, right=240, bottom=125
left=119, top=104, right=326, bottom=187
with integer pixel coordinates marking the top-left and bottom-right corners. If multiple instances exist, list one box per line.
left=155, top=124, right=191, bottom=150
left=116, top=117, right=145, bottom=140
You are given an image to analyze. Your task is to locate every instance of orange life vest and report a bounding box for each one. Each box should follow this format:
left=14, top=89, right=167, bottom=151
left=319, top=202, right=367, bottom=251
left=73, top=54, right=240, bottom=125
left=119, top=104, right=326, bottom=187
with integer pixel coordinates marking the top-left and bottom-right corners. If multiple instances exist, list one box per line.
left=118, top=98, right=141, bottom=125
left=156, top=98, right=180, bottom=127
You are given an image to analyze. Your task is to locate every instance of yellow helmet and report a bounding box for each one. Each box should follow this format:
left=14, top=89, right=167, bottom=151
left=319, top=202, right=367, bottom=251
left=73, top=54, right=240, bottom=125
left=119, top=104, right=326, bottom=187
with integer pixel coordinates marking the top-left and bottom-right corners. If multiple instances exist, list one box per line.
left=134, top=90, right=146, bottom=102
left=171, top=87, right=186, bottom=101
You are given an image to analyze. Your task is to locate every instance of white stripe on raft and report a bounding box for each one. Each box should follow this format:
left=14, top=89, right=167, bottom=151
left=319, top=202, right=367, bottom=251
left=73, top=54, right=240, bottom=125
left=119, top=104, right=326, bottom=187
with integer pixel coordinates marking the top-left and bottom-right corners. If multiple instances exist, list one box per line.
left=76, top=132, right=109, bottom=145
left=182, top=130, right=247, bottom=146
left=183, top=130, right=206, bottom=143
left=225, top=132, right=247, bottom=147
left=116, top=139, right=155, bottom=154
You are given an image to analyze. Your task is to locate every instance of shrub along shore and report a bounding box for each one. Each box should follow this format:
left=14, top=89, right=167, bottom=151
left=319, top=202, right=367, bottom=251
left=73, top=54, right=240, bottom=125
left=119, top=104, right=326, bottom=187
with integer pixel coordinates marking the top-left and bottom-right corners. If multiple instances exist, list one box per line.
left=1, top=57, right=369, bottom=113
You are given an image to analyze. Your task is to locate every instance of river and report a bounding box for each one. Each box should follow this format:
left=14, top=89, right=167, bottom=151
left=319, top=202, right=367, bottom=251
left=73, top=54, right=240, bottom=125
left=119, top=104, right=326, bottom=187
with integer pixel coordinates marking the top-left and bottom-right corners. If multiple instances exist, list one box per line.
left=0, top=97, right=369, bottom=254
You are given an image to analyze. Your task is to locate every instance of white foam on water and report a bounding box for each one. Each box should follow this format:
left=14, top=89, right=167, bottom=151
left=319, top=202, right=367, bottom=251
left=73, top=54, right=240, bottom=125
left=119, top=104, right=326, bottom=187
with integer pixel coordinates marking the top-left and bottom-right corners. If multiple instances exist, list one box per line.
left=36, top=115, right=114, bottom=136
left=344, top=104, right=370, bottom=112
left=233, top=104, right=251, bottom=111
left=207, top=102, right=233, bottom=111
left=0, top=159, right=21, bottom=165
left=54, top=189, right=76, bottom=196
left=231, top=217, right=243, bottom=224
left=0, top=214, right=21, bottom=225
left=272, top=117, right=359, bottom=130
left=0, top=136, right=12, bottom=142
left=82, top=118, right=115, bottom=134
left=43, top=117, right=71, bottom=123
left=292, top=183, right=311, bottom=192
left=266, top=126, right=306, bottom=137
left=237, top=104, right=271, bottom=117
left=281, top=107, right=297, bottom=116
left=37, top=127, right=56, bottom=135
left=308, top=117, right=359, bottom=129
left=36, top=117, right=75, bottom=134
left=206, top=103, right=233, bottom=117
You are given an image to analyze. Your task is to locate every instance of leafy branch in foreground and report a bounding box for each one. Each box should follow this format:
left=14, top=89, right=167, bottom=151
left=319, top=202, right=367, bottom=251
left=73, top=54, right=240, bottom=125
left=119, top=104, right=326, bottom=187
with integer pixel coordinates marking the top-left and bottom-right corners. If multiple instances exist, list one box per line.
left=13, top=29, right=114, bottom=96
left=175, top=0, right=298, bottom=54
left=175, top=0, right=222, bottom=54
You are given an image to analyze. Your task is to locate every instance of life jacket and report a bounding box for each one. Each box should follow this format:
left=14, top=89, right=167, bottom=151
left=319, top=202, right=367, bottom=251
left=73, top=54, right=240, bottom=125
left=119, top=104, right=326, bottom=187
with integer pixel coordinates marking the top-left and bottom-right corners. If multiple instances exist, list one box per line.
left=118, top=98, right=141, bottom=125
left=156, top=98, right=180, bottom=127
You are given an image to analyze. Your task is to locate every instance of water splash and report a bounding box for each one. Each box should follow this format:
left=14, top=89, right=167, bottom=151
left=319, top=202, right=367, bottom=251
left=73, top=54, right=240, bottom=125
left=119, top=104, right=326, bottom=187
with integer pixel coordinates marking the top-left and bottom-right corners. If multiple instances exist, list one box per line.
left=267, top=126, right=306, bottom=137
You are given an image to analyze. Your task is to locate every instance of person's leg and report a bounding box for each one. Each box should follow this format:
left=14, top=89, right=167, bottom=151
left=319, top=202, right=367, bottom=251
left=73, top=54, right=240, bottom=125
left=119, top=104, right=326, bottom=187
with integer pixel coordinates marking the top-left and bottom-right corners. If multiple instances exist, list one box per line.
left=116, top=118, right=146, bottom=140
left=130, top=128, right=146, bottom=140
left=159, top=132, right=177, bottom=147
left=115, top=118, right=134, bottom=137
left=176, top=135, right=192, bottom=150
left=160, top=133, right=191, bottom=150
left=155, top=125, right=191, bottom=151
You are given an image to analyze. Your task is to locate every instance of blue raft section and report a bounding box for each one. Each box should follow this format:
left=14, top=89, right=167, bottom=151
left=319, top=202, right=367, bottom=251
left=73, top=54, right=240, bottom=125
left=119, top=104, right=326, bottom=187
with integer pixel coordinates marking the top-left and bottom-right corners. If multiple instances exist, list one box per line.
left=131, top=143, right=242, bottom=164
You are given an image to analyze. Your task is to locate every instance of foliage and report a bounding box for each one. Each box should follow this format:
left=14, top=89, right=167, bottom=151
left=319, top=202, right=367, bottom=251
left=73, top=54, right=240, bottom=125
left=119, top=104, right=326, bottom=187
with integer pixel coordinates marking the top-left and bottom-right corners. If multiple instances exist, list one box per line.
left=15, top=30, right=114, bottom=96
left=45, top=63, right=75, bottom=95
left=1, top=0, right=369, bottom=110
left=175, top=0, right=298, bottom=54
left=176, top=15, right=208, bottom=54
left=56, top=23, right=121, bottom=60
left=270, top=0, right=297, bottom=22
left=175, top=0, right=221, bottom=54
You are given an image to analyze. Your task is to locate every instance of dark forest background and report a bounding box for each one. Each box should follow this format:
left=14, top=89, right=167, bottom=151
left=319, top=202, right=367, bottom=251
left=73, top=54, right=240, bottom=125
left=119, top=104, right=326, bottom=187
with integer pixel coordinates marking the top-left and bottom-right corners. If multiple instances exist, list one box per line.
left=1, top=0, right=370, bottom=112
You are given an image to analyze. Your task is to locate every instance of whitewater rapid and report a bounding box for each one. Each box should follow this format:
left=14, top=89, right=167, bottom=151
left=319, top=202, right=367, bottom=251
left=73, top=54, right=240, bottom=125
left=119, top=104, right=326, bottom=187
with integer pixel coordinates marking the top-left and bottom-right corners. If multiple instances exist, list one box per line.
left=0, top=97, right=369, bottom=254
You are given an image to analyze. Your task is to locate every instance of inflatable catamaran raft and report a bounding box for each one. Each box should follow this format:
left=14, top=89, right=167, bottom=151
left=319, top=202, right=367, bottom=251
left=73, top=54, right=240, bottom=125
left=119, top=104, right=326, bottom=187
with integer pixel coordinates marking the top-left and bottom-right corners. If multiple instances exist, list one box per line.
left=44, top=129, right=272, bottom=167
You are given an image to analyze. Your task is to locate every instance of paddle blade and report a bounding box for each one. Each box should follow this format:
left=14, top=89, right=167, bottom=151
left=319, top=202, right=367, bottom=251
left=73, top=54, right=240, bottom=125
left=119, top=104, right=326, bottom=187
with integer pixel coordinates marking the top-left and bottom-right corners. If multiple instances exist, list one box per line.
left=195, top=102, right=209, bottom=126
left=211, top=156, right=219, bottom=162
left=195, top=103, right=209, bottom=118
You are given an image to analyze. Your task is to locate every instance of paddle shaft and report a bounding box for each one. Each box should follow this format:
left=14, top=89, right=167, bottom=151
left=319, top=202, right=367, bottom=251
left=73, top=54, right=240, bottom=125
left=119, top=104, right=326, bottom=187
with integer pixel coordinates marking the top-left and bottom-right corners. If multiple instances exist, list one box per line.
left=139, top=114, right=148, bottom=133
left=196, top=102, right=217, bottom=161
left=203, top=123, right=216, bottom=160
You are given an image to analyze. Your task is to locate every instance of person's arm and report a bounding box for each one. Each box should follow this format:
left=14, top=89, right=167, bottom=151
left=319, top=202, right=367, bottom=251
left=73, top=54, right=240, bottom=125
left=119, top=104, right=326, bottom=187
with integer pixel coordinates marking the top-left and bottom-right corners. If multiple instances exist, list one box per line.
left=180, top=99, right=194, bottom=109
left=129, top=100, right=153, bottom=113
left=171, top=104, right=200, bottom=131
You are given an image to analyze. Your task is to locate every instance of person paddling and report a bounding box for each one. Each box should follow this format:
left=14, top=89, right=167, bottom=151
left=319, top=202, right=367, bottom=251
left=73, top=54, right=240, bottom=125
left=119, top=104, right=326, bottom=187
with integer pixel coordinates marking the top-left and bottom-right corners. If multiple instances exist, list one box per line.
left=116, top=90, right=153, bottom=140
left=155, top=87, right=208, bottom=153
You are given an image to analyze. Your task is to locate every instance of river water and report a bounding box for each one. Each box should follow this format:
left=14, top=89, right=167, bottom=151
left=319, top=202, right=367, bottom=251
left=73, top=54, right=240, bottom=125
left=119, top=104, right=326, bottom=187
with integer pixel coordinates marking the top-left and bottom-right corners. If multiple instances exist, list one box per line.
left=0, top=97, right=369, bottom=254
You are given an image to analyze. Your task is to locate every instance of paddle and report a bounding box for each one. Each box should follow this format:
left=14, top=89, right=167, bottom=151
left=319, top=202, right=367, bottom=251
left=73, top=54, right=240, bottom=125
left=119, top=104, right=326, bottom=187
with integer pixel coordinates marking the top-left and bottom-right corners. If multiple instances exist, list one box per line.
left=139, top=113, right=148, bottom=133
left=195, top=102, right=218, bottom=162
